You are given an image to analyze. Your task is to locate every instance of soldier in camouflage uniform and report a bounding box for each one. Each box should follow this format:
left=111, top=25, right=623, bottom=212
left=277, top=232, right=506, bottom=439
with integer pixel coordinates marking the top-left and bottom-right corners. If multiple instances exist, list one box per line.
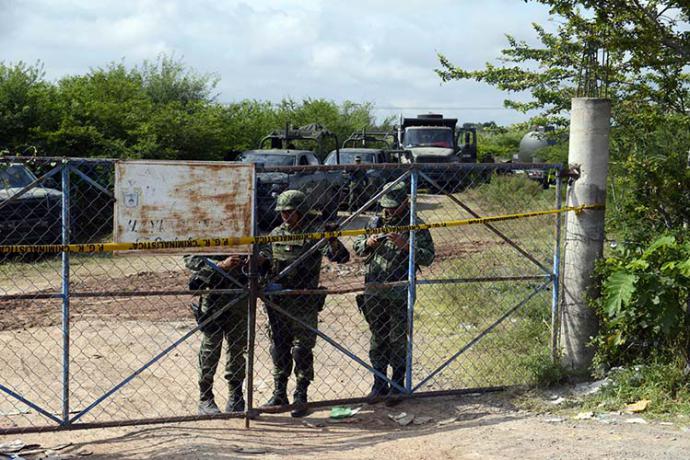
left=348, top=156, right=368, bottom=211
left=352, top=181, right=435, bottom=403
left=259, top=190, right=350, bottom=417
left=184, top=254, right=249, bottom=415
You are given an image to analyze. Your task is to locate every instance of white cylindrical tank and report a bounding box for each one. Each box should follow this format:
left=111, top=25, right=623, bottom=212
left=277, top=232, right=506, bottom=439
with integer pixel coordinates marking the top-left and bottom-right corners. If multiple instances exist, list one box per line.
left=518, top=130, right=549, bottom=162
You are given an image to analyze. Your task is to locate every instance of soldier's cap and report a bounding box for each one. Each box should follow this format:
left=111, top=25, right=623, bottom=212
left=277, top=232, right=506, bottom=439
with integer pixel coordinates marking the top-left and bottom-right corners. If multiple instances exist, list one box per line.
left=354, top=155, right=362, bottom=162
left=275, top=189, right=307, bottom=212
left=379, top=182, right=408, bottom=208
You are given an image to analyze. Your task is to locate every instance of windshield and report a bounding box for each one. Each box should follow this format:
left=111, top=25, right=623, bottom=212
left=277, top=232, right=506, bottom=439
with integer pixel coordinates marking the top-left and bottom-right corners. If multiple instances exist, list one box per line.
left=324, top=151, right=377, bottom=165
left=241, top=153, right=296, bottom=166
left=0, top=165, right=37, bottom=189
left=403, top=128, right=454, bottom=148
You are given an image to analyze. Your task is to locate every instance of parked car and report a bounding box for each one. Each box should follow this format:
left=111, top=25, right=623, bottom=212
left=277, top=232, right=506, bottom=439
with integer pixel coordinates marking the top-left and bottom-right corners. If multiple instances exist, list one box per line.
left=0, top=163, right=62, bottom=245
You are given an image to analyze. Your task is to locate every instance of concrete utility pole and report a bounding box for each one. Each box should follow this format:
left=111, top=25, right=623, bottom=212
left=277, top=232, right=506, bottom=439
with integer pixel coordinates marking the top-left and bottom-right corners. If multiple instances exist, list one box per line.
left=560, top=98, right=611, bottom=374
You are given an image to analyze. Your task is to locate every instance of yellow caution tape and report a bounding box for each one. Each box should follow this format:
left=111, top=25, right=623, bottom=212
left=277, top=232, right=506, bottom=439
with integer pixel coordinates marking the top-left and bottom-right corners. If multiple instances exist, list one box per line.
left=0, top=203, right=604, bottom=254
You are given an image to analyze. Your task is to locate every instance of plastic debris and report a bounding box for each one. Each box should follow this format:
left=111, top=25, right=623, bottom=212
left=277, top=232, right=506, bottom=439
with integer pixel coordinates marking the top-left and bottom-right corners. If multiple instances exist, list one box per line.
left=571, top=379, right=609, bottom=397
left=388, top=412, right=415, bottom=426
left=329, top=406, right=361, bottom=419
left=623, top=399, right=651, bottom=414
left=328, top=417, right=361, bottom=424
left=574, top=411, right=594, bottom=420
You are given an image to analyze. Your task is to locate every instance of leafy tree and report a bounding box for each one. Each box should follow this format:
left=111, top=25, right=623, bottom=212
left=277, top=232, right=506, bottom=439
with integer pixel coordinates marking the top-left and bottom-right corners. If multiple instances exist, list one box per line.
left=436, top=1, right=690, bottom=369
left=46, top=63, right=151, bottom=157
left=436, top=0, right=689, bottom=126
left=0, top=61, right=57, bottom=152
left=0, top=56, right=387, bottom=161
left=139, top=54, right=219, bottom=105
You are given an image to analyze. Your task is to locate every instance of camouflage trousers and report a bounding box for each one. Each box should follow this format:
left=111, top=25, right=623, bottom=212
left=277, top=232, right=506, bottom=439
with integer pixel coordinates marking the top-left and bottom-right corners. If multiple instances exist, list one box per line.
left=348, top=181, right=368, bottom=211
left=198, top=295, right=248, bottom=401
left=265, top=297, right=319, bottom=384
left=360, top=294, right=407, bottom=371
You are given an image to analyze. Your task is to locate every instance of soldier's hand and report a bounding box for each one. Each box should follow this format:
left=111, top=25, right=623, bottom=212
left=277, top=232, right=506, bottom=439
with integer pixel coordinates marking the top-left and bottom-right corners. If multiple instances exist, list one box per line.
left=217, top=255, right=243, bottom=271
left=388, top=232, right=408, bottom=250
left=366, top=235, right=383, bottom=248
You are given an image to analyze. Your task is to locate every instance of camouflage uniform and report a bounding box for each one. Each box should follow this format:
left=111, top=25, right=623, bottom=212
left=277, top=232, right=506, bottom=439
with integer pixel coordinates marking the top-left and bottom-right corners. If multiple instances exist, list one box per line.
left=260, top=190, right=350, bottom=415
left=184, top=255, right=248, bottom=414
left=352, top=182, right=435, bottom=397
left=348, top=157, right=368, bottom=211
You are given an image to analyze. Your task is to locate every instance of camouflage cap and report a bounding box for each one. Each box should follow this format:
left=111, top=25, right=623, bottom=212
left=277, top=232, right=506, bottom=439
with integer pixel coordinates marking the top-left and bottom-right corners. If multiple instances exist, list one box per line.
left=275, top=189, right=307, bottom=213
left=379, top=182, right=408, bottom=208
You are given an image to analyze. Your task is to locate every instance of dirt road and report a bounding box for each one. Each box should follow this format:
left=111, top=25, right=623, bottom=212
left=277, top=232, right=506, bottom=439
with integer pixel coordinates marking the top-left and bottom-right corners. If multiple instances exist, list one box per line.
left=1, top=392, right=687, bottom=459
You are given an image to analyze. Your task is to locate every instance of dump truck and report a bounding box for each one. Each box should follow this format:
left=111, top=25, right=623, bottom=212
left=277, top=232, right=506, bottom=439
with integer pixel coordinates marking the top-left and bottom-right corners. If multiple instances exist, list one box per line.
left=396, top=114, right=486, bottom=191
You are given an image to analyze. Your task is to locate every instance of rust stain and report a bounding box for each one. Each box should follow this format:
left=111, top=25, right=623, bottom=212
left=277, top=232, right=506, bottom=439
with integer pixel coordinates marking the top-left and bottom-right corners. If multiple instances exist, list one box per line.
left=115, top=161, right=253, bottom=253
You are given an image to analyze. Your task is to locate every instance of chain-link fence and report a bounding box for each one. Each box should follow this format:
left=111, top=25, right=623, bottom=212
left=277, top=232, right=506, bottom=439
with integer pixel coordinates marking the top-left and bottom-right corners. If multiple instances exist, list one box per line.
left=0, top=157, right=563, bottom=432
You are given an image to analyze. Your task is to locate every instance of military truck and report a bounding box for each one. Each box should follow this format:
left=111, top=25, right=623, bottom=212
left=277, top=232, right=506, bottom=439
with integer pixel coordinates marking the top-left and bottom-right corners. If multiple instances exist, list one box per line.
left=396, top=114, right=487, bottom=191
left=0, top=162, right=62, bottom=246
left=240, top=124, right=346, bottom=230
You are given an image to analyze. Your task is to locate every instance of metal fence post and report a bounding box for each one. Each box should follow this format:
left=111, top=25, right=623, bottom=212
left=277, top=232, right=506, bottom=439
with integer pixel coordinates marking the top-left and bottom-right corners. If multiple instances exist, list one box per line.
left=60, top=160, right=71, bottom=426
left=245, top=165, right=258, bottom=428
left=551, top=173, right=563, bottom=360
left=405, top=168, right=418, bottom=393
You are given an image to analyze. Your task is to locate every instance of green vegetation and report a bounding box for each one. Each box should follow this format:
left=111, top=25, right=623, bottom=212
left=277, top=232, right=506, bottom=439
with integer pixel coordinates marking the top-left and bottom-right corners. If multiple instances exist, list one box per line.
left=415, top=251, right=554, bottom=388
left=0, top=55, right=389, bottom=160
left=593, top=235, right=690, bottom=367
left=584, top=360, right=690, bottom=417
left=436, top=0, right=690, bottom=413
left=414, top=179, right=559, bottom=388
left=475, top=124, right=523, bottom=160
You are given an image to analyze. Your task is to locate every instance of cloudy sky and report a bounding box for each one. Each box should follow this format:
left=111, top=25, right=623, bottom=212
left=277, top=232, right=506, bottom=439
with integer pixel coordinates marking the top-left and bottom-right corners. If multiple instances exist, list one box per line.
left=1, top=0, right=554, bottom=125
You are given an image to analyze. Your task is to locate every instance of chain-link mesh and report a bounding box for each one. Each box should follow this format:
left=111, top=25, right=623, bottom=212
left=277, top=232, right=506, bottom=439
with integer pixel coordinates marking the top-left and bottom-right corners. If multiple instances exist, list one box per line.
left=0, top=158, right=562, bottom=431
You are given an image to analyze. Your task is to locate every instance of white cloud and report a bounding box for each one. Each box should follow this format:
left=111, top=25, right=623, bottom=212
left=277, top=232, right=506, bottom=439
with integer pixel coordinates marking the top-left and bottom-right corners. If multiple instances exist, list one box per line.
left=0, top=0, right=553, bottom=124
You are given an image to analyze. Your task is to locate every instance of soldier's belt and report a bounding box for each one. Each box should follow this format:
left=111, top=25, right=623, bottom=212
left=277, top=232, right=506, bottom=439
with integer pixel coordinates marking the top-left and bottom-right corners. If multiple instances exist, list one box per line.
left=0, top=204, right=603, bottom=254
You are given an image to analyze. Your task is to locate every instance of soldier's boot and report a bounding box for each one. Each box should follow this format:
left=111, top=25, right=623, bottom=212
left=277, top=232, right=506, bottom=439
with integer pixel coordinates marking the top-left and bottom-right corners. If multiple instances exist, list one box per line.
left=366, top=367, right=389, bottom=402
left=385, top=367, right=406, bottom=407
left=225, top=383, right=245, bottom=413
left=261, top=376, right=289, bottom=407
left=290, top=380, right=310, bottom=418
left=198, top=385, right=221, bottom=415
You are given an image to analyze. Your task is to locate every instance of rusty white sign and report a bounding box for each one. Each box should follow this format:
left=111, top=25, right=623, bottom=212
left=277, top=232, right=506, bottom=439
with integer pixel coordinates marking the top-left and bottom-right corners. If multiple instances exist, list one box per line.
left=114, top=160, right=254, bottom=253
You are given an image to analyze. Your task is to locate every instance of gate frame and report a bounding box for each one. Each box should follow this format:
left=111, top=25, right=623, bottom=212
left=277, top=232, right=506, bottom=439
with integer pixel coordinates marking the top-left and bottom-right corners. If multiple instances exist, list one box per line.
left=0, top=158, right=564, bottom=433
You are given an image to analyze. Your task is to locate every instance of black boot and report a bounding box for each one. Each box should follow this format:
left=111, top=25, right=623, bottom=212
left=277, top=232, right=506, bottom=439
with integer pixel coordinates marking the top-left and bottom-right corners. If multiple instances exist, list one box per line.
left=225, top=384, right=245, bottom=413
left=385, top=367, right=406, bottom=407
left=262, top=376, right=289, bottom=407
left=198, top=386, right=221, bottom=415
left=366, top=368, right=389, bottom=402
left=198, top=399, right=221, bottom=415
left=290, top=380, right=310, bottom=418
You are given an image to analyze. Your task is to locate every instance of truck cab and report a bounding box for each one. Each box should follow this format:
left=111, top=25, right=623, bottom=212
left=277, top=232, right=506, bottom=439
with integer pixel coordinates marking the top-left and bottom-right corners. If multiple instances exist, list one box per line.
left=398, top=114, right=459, bottom=164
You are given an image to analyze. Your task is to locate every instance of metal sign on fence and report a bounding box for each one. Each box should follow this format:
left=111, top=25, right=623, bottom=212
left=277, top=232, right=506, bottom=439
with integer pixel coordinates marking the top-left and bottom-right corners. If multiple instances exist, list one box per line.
left=114, top=160, right=255, bottom=253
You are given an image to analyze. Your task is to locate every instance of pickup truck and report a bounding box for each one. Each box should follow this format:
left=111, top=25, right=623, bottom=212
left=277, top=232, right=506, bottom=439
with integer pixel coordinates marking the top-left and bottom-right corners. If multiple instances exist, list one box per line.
left=0, top=163, right=62, bottom=245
